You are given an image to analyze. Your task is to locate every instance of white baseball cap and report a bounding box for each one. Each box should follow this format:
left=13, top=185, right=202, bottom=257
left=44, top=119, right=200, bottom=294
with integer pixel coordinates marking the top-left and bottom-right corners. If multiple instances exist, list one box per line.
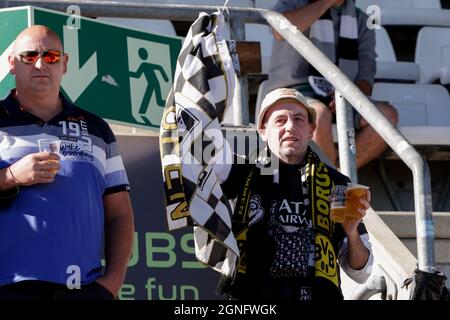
left=257, top=87, right=316, bottom=132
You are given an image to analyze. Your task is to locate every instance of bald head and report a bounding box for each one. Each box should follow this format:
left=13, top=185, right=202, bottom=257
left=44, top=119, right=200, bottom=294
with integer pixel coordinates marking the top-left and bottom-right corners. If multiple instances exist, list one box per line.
left=13, top=25, right=63, bottom=53
left=9, top=24, right=68, bottom=103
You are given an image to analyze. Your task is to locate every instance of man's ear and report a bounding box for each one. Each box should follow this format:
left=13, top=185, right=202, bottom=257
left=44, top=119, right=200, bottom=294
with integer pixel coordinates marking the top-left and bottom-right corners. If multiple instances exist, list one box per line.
left=62, top=54, right=69, bottom=74
left=259, top=127, right=268, bottom=142
left=308, top=122, right=316, bottom=139
left=8, top=55, right=15, bottom=75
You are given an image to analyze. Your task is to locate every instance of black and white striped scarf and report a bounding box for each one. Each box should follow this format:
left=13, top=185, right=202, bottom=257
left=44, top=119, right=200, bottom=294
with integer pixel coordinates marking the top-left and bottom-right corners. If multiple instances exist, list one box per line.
left=309, top=0, right=359, bottom=80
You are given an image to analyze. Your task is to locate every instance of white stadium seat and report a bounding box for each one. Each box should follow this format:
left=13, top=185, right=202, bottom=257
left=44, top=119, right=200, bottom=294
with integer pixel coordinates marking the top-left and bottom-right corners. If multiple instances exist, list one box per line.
left=371, top=83, right=450, bottom=145
left=415, top=26, right=450, bottom=84
left=374, top=26, right=420, bottom=82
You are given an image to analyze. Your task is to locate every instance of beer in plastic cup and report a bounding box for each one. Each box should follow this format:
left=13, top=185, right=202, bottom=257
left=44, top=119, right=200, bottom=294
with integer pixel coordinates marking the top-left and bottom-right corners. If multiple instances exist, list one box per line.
left=330, top=185, right=347, bottom=223
left=346, top=183, right=370, bottom=219
left=330, top=206, right=346, bottom=223
left=37, top=139, right=61, bottom=174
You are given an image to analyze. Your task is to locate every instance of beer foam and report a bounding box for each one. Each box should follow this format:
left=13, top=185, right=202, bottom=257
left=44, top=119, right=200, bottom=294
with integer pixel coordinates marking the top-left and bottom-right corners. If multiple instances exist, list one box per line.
left=347, top=183, right=369, bottom=191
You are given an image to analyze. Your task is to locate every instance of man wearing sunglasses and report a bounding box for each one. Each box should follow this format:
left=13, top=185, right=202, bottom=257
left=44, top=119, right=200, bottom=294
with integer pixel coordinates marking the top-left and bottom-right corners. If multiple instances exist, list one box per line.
left=0, top=25, right=134, bottom=300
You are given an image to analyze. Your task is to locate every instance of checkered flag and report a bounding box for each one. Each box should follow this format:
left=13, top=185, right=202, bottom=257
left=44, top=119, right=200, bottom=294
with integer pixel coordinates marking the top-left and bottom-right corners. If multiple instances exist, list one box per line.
left=160, top=11, right=238, bottom=277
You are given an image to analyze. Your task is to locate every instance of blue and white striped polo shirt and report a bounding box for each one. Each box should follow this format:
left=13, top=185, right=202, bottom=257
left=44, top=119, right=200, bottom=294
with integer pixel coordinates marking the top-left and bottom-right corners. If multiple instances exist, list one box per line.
left=0, top=90, right=130, bottom=286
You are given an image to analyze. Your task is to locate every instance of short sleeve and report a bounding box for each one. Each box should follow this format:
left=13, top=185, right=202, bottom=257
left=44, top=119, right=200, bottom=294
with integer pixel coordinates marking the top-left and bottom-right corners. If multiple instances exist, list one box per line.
left=103, top=125, right=130, bottom=195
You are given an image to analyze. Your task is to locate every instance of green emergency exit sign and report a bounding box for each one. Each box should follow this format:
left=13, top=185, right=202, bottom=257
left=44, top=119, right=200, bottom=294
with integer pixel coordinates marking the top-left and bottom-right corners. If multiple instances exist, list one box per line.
left=0, top=6, right=182, bottom=130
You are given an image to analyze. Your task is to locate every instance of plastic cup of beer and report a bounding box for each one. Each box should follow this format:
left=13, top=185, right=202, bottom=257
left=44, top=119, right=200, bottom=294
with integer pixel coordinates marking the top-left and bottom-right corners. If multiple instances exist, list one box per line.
left=330, top=185, right=347, bottom=223
left=346, top=183, right=370, bottom=219
left=37, top=139, right=61, bottom=174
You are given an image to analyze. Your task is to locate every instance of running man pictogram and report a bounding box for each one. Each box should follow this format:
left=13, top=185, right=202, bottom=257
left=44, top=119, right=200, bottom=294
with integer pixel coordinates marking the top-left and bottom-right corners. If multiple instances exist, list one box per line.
left=129, top=47, right=169, bottom=115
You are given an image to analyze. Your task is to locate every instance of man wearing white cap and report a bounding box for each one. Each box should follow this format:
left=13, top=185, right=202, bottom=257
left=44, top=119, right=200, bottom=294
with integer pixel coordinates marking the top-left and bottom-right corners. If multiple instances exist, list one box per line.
left=218, top=87, right=373, bottom=300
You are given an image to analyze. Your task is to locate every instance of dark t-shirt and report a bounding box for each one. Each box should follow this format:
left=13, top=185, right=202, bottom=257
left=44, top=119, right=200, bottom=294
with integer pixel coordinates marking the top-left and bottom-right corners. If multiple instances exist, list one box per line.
left=268, top=163, right=314, bottom=300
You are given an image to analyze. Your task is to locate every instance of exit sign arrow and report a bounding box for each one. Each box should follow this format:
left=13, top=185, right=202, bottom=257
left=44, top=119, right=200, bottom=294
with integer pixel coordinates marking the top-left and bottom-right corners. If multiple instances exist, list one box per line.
left=61, top=26, right=97, bottom=102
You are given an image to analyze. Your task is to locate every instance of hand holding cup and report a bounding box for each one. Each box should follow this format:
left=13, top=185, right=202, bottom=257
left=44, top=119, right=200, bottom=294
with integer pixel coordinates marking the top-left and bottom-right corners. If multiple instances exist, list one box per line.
left=37, top=139, right=61, bottom=175
left=346, top=183, right=370, bottom=220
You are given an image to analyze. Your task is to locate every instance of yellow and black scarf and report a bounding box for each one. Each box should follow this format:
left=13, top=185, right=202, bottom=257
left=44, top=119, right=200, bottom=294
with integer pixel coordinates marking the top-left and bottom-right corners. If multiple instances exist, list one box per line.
left=305, top=149, right=340, bottom=287
left=226, top=148, right=340, bottom=294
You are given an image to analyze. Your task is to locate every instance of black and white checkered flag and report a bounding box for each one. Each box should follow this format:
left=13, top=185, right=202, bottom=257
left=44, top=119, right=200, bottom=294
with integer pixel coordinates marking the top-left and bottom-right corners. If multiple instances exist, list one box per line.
left=160, top=11, right=238, bottom=277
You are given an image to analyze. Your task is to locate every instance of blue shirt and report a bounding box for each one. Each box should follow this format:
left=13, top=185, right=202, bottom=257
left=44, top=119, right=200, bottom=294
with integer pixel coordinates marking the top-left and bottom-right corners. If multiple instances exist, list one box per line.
left=0, top=91, right=129, bottom=286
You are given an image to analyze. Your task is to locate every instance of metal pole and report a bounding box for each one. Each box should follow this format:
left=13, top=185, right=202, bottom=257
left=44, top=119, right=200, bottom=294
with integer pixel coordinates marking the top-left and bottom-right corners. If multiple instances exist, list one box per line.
left=335, top=92, right=357, bottom=183
left=0, top=0, right=266, bottom=22
left=351, top=274, right=387, bottom=300
left=261, top=9, right=435, bottom=272
left=230, top=16, right=249, bottom=126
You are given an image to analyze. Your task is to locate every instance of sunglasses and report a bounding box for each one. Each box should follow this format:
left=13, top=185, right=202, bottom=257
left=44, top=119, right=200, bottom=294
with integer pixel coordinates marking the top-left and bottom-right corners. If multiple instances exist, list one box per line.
left=16, top=50, right=64, bottom=65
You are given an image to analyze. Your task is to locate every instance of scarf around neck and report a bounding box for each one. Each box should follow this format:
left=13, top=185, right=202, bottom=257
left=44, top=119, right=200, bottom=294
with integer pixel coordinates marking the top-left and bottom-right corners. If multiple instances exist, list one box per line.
left=231, top=148, right=340, bottom=290
left=309, top=0, right=359, bottom=81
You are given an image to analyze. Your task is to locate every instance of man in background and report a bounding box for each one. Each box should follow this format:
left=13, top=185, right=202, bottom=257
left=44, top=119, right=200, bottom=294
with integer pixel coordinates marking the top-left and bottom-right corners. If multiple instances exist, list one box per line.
left=268, top=0, right=399, bottom=169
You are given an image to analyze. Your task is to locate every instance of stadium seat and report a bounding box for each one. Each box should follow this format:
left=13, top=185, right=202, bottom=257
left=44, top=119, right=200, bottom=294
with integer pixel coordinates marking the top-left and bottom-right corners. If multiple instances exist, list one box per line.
left=371, top=83, right=450, bottom=145
left=96, top=17, right=177, bottom=37
left=415, top=26, right=450, bottom=84
left=374, top=26, right=420, bottom=82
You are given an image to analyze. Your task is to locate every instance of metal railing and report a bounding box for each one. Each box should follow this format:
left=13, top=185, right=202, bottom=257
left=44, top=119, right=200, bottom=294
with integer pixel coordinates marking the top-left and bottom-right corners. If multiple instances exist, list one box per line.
left=0, top=0, right=437, bottom=297
left=1, top=0, right=266, bottom=22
